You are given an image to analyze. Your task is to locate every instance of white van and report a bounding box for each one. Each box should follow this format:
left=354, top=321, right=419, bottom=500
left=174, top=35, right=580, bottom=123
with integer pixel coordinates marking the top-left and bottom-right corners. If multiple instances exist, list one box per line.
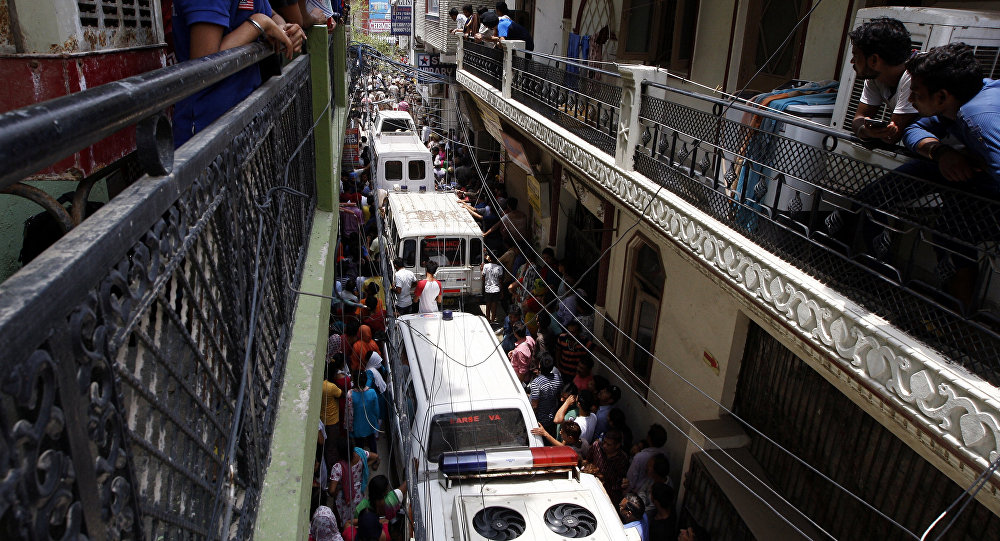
left=370, top=111, right=435, bottom=194
left=385, top=191, right=483, bottom=299
left=392, top=312, right=543, bottom=474
left=387, top=312, right=629, bottom=541
left=373, top=110, right=418, bottom=133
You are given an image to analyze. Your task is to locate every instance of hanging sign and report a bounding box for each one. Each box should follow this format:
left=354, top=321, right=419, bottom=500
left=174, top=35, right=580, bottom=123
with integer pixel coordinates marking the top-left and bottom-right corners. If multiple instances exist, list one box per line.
left=391, top=5, right=412, bottom=35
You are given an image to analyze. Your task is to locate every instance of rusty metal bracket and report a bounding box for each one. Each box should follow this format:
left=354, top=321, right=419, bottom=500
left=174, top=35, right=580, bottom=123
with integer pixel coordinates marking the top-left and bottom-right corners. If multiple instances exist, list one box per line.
left=1, top=182, right=75, bottom=232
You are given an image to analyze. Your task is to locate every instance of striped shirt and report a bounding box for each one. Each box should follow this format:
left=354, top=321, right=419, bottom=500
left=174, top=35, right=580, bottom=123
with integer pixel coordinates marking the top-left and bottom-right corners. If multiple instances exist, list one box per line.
left=556, top=333, right=592, bottom=377
left=529, top=368, right=563, bottom=425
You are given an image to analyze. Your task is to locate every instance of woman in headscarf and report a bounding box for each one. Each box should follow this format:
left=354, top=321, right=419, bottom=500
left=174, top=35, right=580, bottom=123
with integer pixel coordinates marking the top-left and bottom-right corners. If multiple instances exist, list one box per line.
left=328, top=438, right=378, bottom=529
left=350, top=324, right=380, bottom=371
left=309, top=505, right=344, bottom=541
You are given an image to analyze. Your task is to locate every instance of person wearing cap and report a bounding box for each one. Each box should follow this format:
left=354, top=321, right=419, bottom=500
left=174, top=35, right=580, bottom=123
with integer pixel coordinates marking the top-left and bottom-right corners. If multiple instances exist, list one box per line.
left=474, top=12, right=499, bottom=47
left=478, top=8, right=534, bottom=52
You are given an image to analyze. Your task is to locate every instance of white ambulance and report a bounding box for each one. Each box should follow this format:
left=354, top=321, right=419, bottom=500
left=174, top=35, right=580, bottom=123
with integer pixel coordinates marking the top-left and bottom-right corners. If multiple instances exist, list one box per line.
left=387, top=312, right=629, bottom=541
left=384, top=191, right=484, bottom=300
left=371, top=111, right=435, bottom=194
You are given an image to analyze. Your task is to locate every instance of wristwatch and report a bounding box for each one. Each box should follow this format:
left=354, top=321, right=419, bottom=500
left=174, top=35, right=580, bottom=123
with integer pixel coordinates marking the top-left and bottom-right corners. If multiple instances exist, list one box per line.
left=929, top=143, right=950, bottom=161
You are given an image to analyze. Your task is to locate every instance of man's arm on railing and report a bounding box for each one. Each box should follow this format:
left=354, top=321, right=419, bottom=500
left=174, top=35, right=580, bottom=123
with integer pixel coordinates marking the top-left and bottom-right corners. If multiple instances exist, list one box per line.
left=904, top=117, right=984, bottom=183
left=187, top=10, right=300, bottom=60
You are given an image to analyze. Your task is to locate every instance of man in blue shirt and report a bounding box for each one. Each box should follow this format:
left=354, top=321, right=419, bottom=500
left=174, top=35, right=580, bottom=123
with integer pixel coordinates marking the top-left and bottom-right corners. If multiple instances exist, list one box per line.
left=482, top=8, right=534, bottom=52
left=902, top=43, right=1000, bottom=193
left=495, top=2, right=512, bottom=36
left=172, top=0, right=304, bottom=147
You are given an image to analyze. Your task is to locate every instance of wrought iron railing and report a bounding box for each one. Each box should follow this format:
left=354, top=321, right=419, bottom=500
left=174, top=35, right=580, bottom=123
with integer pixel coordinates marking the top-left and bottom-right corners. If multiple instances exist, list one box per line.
left=462, top=39, right=503, bottom=90
left=0, top=46, right=316, bottom=540
left=510, top=51, right=622, bottom=157
left=635, top=83, right=1000, bottom=385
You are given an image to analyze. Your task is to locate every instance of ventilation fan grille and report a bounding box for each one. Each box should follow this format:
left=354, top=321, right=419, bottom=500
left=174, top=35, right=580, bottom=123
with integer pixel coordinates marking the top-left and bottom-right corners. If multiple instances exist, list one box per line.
left=543, top=503, right=598, bottom=538
left=472, top=506, right=526, bottom=541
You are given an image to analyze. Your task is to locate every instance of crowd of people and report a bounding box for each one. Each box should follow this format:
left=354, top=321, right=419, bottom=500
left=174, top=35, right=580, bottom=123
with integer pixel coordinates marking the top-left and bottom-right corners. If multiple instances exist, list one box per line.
left=450, top=2, right=535, bottom=52
left=309, top=36, right=718, bottom=541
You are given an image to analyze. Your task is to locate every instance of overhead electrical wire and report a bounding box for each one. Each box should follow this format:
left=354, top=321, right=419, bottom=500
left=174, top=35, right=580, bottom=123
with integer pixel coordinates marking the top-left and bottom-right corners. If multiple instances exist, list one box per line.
left=452, top=71, right=924, bottom=539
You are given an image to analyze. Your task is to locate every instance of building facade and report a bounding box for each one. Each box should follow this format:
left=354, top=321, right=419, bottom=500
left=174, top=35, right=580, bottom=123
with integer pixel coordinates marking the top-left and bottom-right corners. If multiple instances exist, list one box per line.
left=431, top=0, right=1000, bottom=538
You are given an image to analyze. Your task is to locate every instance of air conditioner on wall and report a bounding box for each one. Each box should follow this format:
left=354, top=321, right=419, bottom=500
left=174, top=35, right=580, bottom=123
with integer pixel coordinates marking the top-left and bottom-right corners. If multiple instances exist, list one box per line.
left=831, top=6, right=1000, bottom=133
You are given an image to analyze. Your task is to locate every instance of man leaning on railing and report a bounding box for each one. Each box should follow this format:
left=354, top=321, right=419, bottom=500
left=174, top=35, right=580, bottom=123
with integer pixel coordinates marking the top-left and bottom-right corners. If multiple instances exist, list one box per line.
left=848, top=17, right=920, bottom=146
left=172, top=0, right=305, bottom=147
left=851, top=43, right=999, bottom=310
left=901, top=43, right=1000, bottom=194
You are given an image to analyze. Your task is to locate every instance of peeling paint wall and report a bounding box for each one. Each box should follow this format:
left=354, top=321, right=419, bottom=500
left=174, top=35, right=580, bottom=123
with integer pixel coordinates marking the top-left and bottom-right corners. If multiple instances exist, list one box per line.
left=7, top=0, right=164, bottom=54
left=0, top=0, right=15, bottom=54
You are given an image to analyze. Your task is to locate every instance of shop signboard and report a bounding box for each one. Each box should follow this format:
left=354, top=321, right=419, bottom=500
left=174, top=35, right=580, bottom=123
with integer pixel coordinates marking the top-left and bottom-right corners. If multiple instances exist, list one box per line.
left=368, top=0, right=391, bottom=32
left=343, top=128, right=360, bottom=166
left=500, top=131, right=533, bottom=174
left=391, top=2, right=412, bottom=35
left=415, top=53, right=457, bottom=82
left=526, top=174, right=545, bottom=241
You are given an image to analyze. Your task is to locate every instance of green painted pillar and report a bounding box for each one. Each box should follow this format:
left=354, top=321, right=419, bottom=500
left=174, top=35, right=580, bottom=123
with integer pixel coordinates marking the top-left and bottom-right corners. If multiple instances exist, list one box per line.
left=255, top=27, right=348, bottom=540
left=310, top=25, right=336, bottom=212
left=332, top=25, right=347, bottom=108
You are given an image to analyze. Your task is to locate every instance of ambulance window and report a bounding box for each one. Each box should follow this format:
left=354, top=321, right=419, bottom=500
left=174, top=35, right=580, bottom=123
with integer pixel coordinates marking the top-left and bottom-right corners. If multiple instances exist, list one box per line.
left=405, top=382, right=417, bottom=428
left=428, top=409, right=528, bottom=462
left=401, top=239, right=416, bottom=267
left=385, top=160, right=403, bottom=180
left=420, top=238, right=465, bottom=267
left=470, top=238, right=483, bottom=266
left=409, top=160, right=426, bottom=180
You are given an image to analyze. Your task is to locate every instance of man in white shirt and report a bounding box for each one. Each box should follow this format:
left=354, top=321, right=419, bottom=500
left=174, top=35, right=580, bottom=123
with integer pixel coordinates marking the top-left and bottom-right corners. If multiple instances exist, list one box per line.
left=848, top=17, right=919, bottom=145
left=392, top=257, right=417, bottom=315
left=414, top=260, right=442, bottom=313
left=448, top=7, right=467, bottom=34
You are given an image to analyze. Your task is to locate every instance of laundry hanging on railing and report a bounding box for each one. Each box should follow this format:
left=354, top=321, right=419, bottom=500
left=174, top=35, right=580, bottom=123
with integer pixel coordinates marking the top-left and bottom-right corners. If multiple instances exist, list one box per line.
left=730, top=81, right=839, bottom=231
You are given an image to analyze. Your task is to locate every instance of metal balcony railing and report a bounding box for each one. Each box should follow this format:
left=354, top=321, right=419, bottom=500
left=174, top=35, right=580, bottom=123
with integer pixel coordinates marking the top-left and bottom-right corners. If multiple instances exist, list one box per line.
left=0, top=44, right=316, bottom=540
left=454, top=45, right=1000, bottom=385
left=635, top=83, right=1000, bottom=385
left=462, top=39, right=504, bottom=90
left=510, top=51, right=622, bottom=158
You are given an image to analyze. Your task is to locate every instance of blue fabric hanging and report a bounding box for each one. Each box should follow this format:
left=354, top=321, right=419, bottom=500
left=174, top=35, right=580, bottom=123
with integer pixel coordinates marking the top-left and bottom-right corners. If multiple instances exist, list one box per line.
left=732, top=82, right=840, bottom=231
left=567, top=33, right=581, bottom=74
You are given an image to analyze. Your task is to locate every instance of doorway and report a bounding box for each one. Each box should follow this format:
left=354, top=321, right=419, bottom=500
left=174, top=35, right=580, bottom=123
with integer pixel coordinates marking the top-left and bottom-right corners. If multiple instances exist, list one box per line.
left=737, top=0, right=811, bottom=92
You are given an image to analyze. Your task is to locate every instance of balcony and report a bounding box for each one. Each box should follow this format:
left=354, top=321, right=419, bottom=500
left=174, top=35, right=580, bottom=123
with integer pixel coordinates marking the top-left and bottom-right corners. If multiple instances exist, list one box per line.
left=456, top=38, right=1000, bottom=487
left=0, top=27, right=348, bottom=540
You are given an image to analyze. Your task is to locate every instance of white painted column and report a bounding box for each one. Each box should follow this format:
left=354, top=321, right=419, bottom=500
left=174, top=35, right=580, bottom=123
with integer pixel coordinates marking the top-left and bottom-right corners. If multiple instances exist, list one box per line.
left=501, top=40, right=525, bottom=99
left=614, top=65, right=660, bottom=172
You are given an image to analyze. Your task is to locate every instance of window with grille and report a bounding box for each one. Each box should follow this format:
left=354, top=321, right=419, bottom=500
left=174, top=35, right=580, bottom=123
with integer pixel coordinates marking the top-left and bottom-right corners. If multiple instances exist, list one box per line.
left=77, top=0, right=155, bottom=29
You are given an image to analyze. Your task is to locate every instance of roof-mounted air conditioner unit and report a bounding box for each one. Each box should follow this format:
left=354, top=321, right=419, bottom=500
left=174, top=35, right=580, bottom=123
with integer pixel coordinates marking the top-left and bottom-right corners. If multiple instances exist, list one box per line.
left=831, top=6, right=1000, bottom=133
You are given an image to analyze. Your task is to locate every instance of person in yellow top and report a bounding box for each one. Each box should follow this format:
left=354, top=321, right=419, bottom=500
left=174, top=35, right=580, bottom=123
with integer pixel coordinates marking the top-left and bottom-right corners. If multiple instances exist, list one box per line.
left=321, top=355, right=346, bottom=466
